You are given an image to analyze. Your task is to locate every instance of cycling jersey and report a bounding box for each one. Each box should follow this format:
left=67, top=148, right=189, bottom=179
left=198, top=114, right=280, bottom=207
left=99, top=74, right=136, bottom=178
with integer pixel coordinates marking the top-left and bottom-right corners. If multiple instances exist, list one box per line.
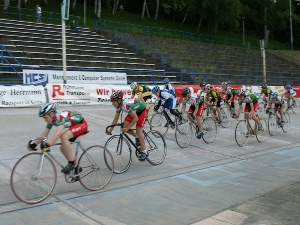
left=163, top=83, right=176, bottom=93
left=238, top=94, right=258, bottom=105
left=285, top=88, right=297, bottom=97
left=132, top=84, right=151, bottom=95
left=116, top=100, right=146, bottom=114
left=157, top=89, right=177, bottom=110
left=260, top=88, right=272, bottom=96
left=206, top=90, right=221, bottom=99
left=222, top=87, right=237, bottom=96
left=270, top=96, right=284, bottom=105
left=182, top=95, right=203, bottom=106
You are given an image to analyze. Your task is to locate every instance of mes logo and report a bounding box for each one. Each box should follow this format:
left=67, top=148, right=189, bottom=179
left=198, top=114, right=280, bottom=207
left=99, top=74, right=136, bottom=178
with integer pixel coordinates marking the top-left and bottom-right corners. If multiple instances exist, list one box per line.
left=24, top=73, right=48, bottom=85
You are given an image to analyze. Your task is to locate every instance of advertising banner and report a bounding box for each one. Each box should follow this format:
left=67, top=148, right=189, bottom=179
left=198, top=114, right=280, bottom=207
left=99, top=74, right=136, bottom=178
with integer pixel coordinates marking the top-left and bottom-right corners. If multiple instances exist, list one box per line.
left=23, top=70, right=127, bottom=86
left=0, top=85, right=46, bottom=107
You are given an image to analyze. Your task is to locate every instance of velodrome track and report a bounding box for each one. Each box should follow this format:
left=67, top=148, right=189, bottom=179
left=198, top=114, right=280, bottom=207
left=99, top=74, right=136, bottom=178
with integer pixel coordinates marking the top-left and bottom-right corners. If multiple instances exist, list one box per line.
left=0, top=105, right=300, bottom=225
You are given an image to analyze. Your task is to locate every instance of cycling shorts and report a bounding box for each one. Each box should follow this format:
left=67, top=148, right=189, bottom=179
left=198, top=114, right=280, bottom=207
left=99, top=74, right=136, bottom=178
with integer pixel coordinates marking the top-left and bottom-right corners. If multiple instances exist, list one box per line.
left=210, top=97, right=222, bottom=107
left=274, top=104, right=284, bottom=111
left=188, top=103, right=205, bottom=117
left=244, top=101, right=259, bottom=112
left=124, top=108, right=147, bottom=127
left=69, top=119, right=88, bottom=137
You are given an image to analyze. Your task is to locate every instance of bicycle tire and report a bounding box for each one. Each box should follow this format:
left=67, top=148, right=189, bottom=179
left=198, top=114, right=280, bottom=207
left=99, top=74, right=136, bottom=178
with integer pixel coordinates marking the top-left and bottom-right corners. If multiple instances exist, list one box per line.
left=175, top=118, right=192, bottom=148
left=235, top=120, right=250, bottom=147
left=268, top=113, right=277, bottom=136
left=202, top=117, right=217, bottom=143
left=145, top=130, right=167, bottom=165
left=150, top=111, right=169, bottom=136
left=291, top=99, right=300, bottom=114
left=282, top=112, right=290, bottom=133
left=256, top=118, right=267, bottom=143
left=10, top=152, right=57, bottom=204
left=219, top=106, right=231, bottom=128
left=78, top=145, right=114, bottom=191
left=104, top=135, right=132, bottom=174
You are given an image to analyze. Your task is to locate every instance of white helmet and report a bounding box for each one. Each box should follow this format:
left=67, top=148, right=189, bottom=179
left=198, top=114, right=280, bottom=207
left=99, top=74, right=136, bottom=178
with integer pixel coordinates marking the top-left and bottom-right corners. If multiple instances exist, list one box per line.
left=39, top=102, right=58, bottom=117
left=130, top=82, right=137, bottom=89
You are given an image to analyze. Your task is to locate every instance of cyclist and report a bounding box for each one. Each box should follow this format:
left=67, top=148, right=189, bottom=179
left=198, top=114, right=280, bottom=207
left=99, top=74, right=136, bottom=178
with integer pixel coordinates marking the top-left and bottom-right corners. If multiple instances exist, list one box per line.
left=205, top=84, right=222, bottom=124
left=180, top=87, right=205, bottom=139
left=106, top=91, right=148, bottom=161
left=163, top=78, right=176, bottom=93
left=283, top=84, right=297, bottom=109
left=152, top=85, right=183, bottom=127
left=197, top=81, right=206, bottom=98
left=27, top=102, right=88, bottom=173
left=221, top=81, right=237, bottom=116
left=269, top=92, right=284, bottom=127
left=259, top=84, right=272, bottom=109
left=130, top=82, right=152, bottom=102
left=236, top=88, right=263, bottom=133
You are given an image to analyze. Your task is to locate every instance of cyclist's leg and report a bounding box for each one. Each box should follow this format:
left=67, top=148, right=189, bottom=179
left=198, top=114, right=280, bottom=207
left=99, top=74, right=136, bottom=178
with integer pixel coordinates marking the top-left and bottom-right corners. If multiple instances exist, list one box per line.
left=196, top=103, right=205, bottom=132
left=169, top=98, right=183, bottom=120
left=216, top=97, right=222, bottom=121
left=136, top=109, right=148, bottom=160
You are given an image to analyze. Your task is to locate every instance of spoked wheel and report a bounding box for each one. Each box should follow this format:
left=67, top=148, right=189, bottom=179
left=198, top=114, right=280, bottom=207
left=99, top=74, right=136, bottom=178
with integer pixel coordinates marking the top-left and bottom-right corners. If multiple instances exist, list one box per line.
left=256, top=118, right=267, bottom=143
left=145, top=130, right=167, bottom=165
left=268, top=114, right=277, bottom=136
left=78, top=145, right=114, bottom=191
left=202, top=117, right=217, bottom=143
left=291, top=99, right=300, bottom=114
left=175, top=114, right=193, bottom=148
left=104, top=135, right=132, bottom=174
left=219, top=106, right=231, bottom=128
left=282, top=112, right=290, bottom=133
left=150, top=112, right=169, bottom=136
left=10, top=153, right=57, bottom=204
left=235, top=120, right=250, bottom=147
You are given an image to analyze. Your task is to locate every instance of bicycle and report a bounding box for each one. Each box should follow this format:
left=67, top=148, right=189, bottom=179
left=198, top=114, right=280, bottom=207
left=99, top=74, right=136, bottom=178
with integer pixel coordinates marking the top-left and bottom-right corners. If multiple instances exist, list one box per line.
left=234, top=112, right=267, bottom=147
left=104, top=123, right=167, bottom=174
left=283, top=97, right=300, bottom=114
left=204, top=102, right=231, bottom=128
left=268, top=109, right=290, bottom=136
left=175, top=112, right=217, bottom=148
left=10, top=132, right=114, bottom=204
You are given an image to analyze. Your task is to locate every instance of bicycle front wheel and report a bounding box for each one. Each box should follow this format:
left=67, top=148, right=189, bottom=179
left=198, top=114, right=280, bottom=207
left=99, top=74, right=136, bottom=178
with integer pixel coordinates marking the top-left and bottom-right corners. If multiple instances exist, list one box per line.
left=256, top=118, right=267, bottom=143
left=268, top=114, right=277, bottom=136
left=235, top=120, right=250, bottom=147
left=219, top=106, right=231, bottom=128
left=175, top=117, right=193, bottom=148
left=10, top=153, right=57, bottom=204
left=104, top=135, right=132, bottom=174
left=145, top=130, right=167, bottom=165
left=150, top=111, right=169, bottom=136
left=292, top=99, right=300, bottom=114
left=78, top=145, right=114, bottom=191
left=202, top=117, right=217, bottom=143
left=282, top=112, right=290, bottom=133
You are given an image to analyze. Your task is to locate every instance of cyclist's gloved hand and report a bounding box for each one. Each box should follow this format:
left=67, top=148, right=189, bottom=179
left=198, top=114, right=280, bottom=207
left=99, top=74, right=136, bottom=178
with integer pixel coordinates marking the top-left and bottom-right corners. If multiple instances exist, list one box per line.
left=28, top=143, right=37, bottom=151
left=40, top=142, right=50, bottom=152
left=154, top=105, right=159, bottom=111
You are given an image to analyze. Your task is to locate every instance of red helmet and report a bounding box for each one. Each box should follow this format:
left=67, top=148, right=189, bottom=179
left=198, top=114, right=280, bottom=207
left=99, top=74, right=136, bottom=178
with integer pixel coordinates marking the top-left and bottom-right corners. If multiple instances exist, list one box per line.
left=110, top=91, right=123, bottom=101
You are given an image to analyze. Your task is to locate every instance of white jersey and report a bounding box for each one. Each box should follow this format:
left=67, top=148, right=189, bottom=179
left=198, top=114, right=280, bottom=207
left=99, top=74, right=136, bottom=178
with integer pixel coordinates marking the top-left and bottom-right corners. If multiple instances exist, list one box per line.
left=163, top=83, right=176, bottom=93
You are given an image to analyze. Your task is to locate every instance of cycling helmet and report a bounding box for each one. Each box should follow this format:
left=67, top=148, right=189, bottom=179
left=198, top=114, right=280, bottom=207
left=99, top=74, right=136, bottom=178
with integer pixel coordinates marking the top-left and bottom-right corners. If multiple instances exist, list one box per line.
left=163, top=78, right=169, bottom=84
left=39, top=102, right=58, bottom=117
left=261, top=84, right=267, bottom=89
left=237, top=88, right=245, bottom=96
left=270, top=92, right=278, bottom=98
left=152, top=86, right=160, bottom=94
left=286, top=84, right=291, bottom=89
left=110, top=91, right=123, bottom=102
left=199, top=81, right=206, bottom=87
left=205, top=84, right=212, bottom=90
left=130, top=82, right=137, bottom=89
left=182, top=87, right=191, bottom=97
left=221, top=82, right=228, bottom=87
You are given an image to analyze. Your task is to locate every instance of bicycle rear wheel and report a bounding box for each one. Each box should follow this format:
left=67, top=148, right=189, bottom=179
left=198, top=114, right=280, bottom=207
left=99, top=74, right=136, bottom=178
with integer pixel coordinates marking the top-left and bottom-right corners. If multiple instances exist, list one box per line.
left=10, top=153, right=57, bottom=204
left=219, top=106, right=231, bottom=128
left=282, top=112, right=290, bottom=133
left=78, top=145, right=114, bottom=191
left=104, top=135, right=132, bottom=174
left=268, top=114, right=277, bottom=136
left=175, top=114, right=193, bottom=148
left=150, top=111, right=169, bottom=136
left=256, top=118, right=267, bottom=143
left=202, top=117, right=217, bottom=143
left=145, top=130, right=167, bottom=165
left=235, top=120, right=250, bottom=147
left=291, top=99, right=300, bottom=114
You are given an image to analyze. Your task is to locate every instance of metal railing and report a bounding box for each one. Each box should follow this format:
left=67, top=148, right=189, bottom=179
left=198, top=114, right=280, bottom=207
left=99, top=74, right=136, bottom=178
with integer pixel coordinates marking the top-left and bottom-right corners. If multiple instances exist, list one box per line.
left=0, top=44, right=22, bottom=80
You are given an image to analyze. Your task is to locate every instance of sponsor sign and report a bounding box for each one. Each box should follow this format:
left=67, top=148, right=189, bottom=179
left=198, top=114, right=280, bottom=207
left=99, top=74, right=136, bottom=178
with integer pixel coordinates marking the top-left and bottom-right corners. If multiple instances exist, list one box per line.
left=0, top=85, right=46, bottom=107
left=23, top=70, right=127, bottom=85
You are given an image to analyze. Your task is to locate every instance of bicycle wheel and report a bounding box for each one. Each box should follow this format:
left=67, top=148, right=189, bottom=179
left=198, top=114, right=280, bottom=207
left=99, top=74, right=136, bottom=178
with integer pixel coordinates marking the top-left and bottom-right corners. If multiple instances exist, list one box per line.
left=235, top=120, right=250, bottom=147
left=202, top=117, right=217, bottom=143
left=150, top=111, right=169, bottom=136
left=291, top=99, right=300, bottom=114
left=10, top=153, right=57, bottom=204
left=219, top=106, right=231, bottom=128
left=268, top=114, right=277, bottom=136
left=175, top=118, right=193, bottom=148
left=104, top=135, right=132, bottom=174
left=145, top=130, right=167, bottom=165
left=282, top=112, right=290, bottom=133
left=78, top=145, right=114, bottom=191
left=256, top=118, right=267, bottom=143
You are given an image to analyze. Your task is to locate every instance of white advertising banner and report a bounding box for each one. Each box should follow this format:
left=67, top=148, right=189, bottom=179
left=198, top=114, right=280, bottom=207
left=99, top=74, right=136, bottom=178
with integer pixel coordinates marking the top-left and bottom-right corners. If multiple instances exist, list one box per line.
left=23, top=70, right=127, bottom=85
left=46, top=84, right=158, bottom=106
left=0, top=85, right=47, bottom=107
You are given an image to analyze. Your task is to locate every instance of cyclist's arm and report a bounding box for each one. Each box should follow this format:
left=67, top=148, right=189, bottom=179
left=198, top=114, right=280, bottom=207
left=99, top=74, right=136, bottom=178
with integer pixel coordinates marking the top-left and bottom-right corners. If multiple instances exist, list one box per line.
left=28, top=127, right=51, bottom=149
left=106, top=112, right=120, bottom=134
left=180, top=102, right=186, bottom=113
left=136, top=92, right=145, bottom=102
left=249, top=102, right=255, bottom=117
left=47, top=125, right=65, bottom=146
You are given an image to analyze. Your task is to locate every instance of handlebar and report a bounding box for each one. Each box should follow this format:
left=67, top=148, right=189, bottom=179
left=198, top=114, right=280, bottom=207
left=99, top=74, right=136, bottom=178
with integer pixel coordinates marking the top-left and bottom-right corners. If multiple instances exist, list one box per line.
left=105, top=123, right=124, bottom=135
left=28, top=137, right=47, bottom=151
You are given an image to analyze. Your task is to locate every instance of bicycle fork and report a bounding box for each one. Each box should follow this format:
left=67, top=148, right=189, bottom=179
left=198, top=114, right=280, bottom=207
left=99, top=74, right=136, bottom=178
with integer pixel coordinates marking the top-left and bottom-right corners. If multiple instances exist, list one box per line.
left=31, top=153, right=46, bottom=180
